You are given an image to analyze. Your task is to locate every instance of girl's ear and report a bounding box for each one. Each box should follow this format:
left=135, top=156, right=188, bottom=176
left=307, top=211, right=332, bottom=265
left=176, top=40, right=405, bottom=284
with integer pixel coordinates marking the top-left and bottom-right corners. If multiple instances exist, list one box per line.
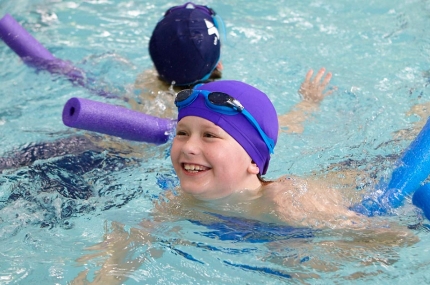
left=247, top=160, right=260, bottom=175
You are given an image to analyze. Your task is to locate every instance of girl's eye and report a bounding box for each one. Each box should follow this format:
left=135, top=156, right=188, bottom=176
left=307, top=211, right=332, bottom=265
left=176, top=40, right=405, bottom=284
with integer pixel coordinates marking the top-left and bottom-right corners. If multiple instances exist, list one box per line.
left=176, top=130, right=188, bottom=136
left=204, top=132, right=217, bottom=138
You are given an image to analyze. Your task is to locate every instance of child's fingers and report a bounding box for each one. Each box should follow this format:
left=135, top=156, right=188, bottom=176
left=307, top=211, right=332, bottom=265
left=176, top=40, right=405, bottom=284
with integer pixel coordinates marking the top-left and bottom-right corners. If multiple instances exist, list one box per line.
left=321, top=72, right=332, bottom=89
left=304, top=69, right=314, bottom=83
left=69, top=269, right=90, bottom=285
left=312, top=67, right=326, bottom=84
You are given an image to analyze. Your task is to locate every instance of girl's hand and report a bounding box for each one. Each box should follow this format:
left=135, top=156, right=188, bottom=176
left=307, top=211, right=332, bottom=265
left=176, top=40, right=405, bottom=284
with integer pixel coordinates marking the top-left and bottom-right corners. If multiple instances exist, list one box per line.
left=298, top=68, right=336, bottom=103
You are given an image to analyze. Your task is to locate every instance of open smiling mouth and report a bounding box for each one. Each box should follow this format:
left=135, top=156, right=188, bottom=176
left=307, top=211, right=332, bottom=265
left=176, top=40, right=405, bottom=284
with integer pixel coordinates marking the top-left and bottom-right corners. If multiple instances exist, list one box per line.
left=182, top=163, right=210, bottom=173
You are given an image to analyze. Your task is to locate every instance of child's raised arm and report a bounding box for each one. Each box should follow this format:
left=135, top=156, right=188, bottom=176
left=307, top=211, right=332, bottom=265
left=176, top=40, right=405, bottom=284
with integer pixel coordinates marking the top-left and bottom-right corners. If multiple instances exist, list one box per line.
left=278, top=67, right=336, bottom=133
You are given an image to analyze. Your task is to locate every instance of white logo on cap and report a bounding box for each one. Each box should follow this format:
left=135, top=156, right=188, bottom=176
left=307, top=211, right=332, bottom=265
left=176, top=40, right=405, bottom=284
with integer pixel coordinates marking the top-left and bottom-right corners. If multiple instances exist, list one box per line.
left=204, top=19, right=219, bottom=45
left=185, top=3, right=195, bottom=9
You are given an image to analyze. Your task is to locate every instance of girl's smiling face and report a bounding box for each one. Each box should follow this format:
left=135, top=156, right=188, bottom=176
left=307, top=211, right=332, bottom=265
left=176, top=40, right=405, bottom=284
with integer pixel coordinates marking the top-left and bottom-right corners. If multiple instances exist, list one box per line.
left=170, top=116, right=261, bottom=200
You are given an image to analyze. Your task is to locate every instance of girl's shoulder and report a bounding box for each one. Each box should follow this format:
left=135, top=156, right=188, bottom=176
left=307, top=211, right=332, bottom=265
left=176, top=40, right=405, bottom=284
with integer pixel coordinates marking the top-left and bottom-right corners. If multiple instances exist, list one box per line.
left=260, top=175, right=303, bottom=201
left=265, top=175, right=306, bottom=189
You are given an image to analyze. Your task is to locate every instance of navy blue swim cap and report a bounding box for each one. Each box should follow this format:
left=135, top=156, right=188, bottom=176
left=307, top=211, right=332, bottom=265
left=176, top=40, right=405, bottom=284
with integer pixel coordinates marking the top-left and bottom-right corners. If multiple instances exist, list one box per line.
left=149, top=2, right=221, bottom=86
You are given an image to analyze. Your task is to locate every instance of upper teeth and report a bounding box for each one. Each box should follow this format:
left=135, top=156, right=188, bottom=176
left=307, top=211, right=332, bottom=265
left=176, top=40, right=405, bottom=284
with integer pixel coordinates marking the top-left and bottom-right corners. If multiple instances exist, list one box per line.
left=184, top=164, right=206, bottom=171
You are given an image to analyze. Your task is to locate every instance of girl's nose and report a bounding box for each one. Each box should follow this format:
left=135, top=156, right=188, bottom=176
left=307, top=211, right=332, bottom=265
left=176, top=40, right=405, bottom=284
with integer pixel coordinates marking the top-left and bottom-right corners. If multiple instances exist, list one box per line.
left=181, top=135, right=201, bottom=156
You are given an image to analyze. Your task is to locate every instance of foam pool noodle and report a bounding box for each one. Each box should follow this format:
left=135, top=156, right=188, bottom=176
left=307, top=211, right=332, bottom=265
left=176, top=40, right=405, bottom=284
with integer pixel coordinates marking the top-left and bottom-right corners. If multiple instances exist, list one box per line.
left=62, top=97, right=176, bottom=145
left=412, top=183, right=430, bottom=220
left=352, top=116, right=430, bottom=216
left=0, top=13, right=115, bottom=98
left=382, top=117, right=430, bottom=206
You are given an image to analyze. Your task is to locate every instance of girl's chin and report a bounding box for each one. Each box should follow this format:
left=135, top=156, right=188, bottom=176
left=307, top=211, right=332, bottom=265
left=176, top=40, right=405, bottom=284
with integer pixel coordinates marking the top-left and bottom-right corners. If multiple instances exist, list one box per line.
left=179, top=185, right=223, bottom=201
left=179, top=184, right=205, bottom=195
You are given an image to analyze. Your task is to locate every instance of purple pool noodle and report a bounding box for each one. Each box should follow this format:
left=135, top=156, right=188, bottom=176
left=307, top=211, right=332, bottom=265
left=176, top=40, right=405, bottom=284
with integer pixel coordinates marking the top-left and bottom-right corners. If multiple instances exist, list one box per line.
left=0, top=14, right=117, bottom=98
left=62, top=97, right=176, bottom=145
left=0, top=13, right=85, bottom=83
left=0, top=13, right=55, bottom=60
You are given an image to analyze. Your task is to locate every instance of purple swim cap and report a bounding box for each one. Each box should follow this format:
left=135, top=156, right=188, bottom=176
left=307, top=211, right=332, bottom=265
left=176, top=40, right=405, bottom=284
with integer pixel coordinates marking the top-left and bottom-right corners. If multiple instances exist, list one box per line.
left=149, top=2, right=221, bottom=86
left=177, top=80, right=279, bottom=175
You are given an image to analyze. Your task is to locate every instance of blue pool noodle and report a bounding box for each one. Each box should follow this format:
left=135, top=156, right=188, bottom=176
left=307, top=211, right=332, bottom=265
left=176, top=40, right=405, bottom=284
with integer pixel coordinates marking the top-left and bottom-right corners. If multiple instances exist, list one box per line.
left=412, top=183, right=430, bottom=220
left=62, top=97, right=176, bottom=145
left=0, top=13, right=115, bottom=98
left=382, top=116, right=430, bottom=208
left=352, top=116, right=430, bottom=216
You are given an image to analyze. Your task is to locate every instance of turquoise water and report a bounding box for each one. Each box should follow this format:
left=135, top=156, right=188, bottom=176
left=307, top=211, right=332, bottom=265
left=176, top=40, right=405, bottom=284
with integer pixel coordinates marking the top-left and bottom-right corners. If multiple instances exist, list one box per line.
left=1, top=0, right=430, bottom=284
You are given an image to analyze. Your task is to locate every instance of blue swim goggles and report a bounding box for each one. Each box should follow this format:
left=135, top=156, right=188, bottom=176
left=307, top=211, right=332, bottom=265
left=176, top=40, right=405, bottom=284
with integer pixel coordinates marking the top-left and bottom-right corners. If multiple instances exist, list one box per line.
left=175, top=89, right=275, bottom=154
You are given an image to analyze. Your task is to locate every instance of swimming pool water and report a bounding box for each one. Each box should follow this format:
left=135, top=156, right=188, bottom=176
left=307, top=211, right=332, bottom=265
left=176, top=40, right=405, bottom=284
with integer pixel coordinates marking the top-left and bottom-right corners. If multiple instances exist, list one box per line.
left=1, top=0, right=430, bottom=284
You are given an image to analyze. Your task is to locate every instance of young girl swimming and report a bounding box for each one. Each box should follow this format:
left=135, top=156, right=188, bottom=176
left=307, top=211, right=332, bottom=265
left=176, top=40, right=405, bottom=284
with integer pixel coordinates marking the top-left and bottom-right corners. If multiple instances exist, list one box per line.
left=71, top=79, right=417, bottom=285
left=168, top=79, right=394, bottom=228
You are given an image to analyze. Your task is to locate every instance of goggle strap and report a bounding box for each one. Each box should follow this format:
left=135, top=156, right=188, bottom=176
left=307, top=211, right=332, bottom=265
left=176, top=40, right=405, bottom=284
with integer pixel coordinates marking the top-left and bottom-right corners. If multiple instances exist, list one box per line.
left=242, top=109, right=275, bottom=154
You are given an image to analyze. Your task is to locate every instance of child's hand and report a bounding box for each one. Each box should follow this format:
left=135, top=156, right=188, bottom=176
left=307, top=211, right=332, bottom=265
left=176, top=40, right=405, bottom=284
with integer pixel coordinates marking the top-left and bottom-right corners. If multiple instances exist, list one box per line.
left=70, top=221, right=158, bottom=285
left=298, top=68, right=336, bottom=103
